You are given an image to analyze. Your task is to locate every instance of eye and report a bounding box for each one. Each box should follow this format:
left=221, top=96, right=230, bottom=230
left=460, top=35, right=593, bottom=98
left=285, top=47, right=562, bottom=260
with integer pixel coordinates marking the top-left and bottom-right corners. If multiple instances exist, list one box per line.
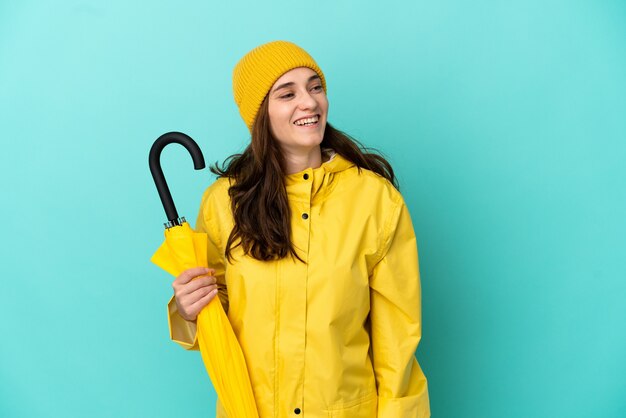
left=279, top=92, right=294, bottom=99
left=311, top=85, right=323, bottom=92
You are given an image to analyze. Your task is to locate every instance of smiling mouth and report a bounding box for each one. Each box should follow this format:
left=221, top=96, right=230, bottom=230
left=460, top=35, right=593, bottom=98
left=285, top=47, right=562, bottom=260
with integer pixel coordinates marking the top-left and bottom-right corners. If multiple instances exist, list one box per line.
left=293, top=115, right=320, bottom=127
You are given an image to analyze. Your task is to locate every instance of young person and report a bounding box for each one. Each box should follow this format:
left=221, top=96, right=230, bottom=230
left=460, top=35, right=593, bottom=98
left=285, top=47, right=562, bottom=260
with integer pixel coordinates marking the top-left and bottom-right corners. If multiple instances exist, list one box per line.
left=167, top=40, right=430, bottom=418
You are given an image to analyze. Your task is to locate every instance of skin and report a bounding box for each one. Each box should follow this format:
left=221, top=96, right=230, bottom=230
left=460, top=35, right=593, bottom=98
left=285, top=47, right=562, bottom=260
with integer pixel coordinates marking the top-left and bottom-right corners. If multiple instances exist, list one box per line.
left=267, top=67, right=329, bottom=174
left=173, top=267, right=218, bottom=321
left=173, top=67, right=330, bottom=320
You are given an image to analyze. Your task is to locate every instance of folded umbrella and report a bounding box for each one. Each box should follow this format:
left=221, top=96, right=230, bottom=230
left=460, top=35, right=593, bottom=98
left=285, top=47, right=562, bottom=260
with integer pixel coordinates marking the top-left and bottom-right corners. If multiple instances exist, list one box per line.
left=149, top=132, right=259, bottom=418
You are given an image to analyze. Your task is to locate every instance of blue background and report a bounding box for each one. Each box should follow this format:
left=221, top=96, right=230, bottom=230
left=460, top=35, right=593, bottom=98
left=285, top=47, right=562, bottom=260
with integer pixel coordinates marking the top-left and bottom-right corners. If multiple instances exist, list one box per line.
left=1, top=1, right=625, bottom=417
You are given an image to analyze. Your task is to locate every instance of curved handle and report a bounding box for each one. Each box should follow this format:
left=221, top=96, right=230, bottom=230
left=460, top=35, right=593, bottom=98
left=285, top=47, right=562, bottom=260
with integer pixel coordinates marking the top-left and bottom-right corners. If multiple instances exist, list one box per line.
left=149, top=131, right=205, bottom=225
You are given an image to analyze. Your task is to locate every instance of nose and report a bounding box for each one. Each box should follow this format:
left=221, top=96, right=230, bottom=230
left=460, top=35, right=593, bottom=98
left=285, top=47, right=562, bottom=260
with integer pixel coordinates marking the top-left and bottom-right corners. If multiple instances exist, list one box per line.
left=297, top=90, right=318, bottom=110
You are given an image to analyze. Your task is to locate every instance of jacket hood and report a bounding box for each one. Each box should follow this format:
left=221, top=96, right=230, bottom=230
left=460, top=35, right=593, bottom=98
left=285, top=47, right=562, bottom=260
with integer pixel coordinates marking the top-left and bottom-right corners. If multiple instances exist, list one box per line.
left=284, top=150, right=355, bottom=203
left=285, top=149, right=354, bottom=178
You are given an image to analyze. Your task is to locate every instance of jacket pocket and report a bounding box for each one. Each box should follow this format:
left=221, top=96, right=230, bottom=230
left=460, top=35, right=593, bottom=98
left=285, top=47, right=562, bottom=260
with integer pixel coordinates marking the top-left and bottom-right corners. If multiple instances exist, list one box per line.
left=327, top=391, right=378, bottom=418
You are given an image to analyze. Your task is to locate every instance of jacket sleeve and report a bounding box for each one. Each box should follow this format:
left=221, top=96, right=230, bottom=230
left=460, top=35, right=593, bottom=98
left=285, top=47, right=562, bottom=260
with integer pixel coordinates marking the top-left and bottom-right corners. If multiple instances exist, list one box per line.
left=369, top=195, right=430, bottom=417
left=166, top=184, right=229, bottom=351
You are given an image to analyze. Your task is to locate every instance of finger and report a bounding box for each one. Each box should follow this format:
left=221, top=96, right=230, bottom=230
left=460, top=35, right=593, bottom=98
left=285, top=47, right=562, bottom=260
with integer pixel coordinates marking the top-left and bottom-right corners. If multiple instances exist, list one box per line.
left=179, top=276, right=217, bottom=296
left=174, top=267, right=214, bottom=285
left=189, top=287, right=219, bottom=315
left=176, top=288, right=210, bottom=316
left=187, top=284, right=218, bottom=302
left=178, top=284, right=216, bottom=306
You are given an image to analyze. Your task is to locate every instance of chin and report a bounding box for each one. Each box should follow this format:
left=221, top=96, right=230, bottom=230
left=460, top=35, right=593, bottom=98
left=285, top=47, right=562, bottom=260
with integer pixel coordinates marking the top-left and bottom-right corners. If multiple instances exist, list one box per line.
left=292, top=131, right=323, bottom=144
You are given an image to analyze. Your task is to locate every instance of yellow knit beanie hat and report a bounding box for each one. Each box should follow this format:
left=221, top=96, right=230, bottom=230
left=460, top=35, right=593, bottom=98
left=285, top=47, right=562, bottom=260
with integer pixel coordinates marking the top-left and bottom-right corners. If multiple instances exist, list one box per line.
left=232, top=40, right=327, bottom=132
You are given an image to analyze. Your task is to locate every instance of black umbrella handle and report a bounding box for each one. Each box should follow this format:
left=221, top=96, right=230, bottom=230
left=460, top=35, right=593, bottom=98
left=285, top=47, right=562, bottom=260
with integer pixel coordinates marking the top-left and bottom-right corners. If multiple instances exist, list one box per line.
left=149, top=131, right=206, bottom=227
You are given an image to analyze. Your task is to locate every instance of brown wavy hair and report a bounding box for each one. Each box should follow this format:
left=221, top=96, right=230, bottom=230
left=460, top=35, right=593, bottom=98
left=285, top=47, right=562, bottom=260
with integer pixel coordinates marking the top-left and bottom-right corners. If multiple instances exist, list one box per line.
left=210, top=96, right=398, bottom=263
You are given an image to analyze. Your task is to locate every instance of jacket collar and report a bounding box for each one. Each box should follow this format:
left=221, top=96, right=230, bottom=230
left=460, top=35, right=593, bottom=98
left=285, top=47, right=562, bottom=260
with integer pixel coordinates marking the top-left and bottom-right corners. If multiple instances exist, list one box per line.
left=284, top=150, right=355, bottom=202
left=284, top=151, right=354, bottom=182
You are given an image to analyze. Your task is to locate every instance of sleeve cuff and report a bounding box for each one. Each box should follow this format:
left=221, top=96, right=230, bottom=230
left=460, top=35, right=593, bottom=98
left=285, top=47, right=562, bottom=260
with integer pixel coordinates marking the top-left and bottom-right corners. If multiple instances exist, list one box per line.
left=167, top=295, right=199, bottom=351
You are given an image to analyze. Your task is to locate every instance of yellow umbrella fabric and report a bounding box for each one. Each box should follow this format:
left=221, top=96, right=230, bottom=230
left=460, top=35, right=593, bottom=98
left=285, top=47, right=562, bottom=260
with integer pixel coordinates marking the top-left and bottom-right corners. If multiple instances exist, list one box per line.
left=152, top=221, right=259, bottom=418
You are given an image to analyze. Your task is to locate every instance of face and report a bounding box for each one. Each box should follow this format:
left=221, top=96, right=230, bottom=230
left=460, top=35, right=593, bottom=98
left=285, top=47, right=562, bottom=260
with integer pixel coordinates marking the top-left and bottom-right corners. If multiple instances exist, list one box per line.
left=267, top=67, right=329, bottom=155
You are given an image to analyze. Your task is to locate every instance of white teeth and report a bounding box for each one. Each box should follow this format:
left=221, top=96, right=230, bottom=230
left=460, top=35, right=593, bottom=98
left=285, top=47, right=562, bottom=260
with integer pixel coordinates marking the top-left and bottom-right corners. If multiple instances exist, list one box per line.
left=294, top=116, right=319, bottom=126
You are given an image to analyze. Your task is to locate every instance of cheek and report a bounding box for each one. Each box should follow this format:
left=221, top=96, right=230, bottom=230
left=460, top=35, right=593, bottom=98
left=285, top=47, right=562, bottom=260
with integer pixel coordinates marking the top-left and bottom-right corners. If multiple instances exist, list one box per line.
left=267, top=109, right=280, bottom=132
left=275, top=112, right=293, bottom=132
left=319, top=97, right=329, bottom=117
left=268, top=109, right=292, bottom=139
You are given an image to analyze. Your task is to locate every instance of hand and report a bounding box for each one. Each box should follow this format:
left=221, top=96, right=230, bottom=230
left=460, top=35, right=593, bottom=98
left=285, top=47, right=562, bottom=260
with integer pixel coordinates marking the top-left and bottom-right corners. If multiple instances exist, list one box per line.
left=172, top=267, right=219, bottom=321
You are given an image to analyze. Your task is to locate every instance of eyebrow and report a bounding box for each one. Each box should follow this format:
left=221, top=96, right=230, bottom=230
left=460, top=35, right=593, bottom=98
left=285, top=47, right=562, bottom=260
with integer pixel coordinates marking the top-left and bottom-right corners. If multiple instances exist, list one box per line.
left=271, top=75, right=321, bottom=94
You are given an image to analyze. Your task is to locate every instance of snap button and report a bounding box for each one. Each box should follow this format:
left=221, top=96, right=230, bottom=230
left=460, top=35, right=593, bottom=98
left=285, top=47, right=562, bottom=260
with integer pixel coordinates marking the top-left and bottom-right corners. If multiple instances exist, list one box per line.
left=294, top=408, right=301, bottom=414
left=303, top=173, right=309, bottom=180
left=302, top=213, right=309, bottom=220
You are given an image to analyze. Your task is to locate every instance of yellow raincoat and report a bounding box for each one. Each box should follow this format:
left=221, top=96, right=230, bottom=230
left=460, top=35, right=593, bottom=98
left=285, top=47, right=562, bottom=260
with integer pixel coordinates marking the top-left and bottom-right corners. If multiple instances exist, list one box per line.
left=167, top=151, right=430, bottom=417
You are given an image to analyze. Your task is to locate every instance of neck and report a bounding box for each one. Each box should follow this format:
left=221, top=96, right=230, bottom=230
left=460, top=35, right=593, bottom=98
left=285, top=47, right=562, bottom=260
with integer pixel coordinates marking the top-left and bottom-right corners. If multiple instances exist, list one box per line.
left=282, top=145, right=324, bottom=175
